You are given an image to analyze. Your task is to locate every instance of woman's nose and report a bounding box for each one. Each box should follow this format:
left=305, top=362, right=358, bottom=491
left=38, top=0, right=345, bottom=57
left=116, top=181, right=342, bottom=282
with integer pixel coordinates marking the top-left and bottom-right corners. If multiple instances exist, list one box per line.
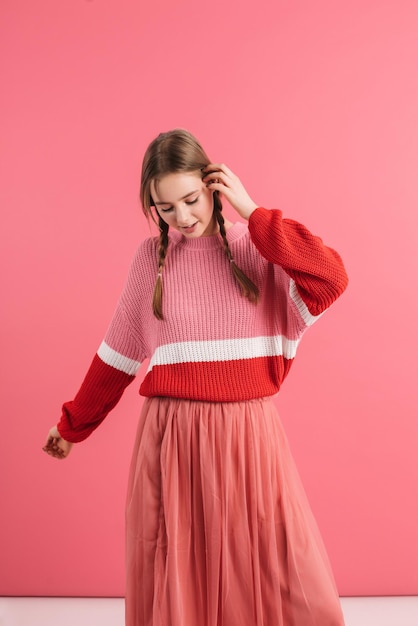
left=175, top=204, right=191, bottom=225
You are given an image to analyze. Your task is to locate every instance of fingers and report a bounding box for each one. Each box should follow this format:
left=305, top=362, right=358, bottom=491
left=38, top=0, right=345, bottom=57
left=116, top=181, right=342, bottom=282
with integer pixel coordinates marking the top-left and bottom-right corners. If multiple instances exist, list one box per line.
left=202, top=163, right=235, bottom=187
left=43, top=437, right=64, bottom=459
left=202, top=163, right=258, bottom=219
left=43, top=431, right=72, bottom=460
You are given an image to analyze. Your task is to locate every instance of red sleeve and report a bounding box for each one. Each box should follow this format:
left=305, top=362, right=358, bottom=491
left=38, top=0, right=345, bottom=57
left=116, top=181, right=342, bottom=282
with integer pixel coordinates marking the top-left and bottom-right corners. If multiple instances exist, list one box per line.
left=248, top=207, right=348, bottom=315
left=56, top=354, right=136, bottom=443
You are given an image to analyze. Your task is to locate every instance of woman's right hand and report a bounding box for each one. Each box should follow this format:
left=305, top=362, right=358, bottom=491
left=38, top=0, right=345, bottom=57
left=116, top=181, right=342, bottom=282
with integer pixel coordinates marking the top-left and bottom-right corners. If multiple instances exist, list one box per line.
left=43, top=425, right=73, bottom=460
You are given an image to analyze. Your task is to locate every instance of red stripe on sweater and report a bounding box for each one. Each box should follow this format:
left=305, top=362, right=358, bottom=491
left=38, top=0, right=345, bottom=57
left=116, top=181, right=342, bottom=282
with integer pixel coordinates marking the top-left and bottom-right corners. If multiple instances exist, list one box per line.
left=139, top=356, right=293, bottom=402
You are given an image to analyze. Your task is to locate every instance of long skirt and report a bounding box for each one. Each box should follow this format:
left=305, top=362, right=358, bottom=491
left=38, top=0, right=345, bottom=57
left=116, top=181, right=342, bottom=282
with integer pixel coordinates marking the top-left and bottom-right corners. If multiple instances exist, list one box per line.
left=125, top=397, right=345, bottom=626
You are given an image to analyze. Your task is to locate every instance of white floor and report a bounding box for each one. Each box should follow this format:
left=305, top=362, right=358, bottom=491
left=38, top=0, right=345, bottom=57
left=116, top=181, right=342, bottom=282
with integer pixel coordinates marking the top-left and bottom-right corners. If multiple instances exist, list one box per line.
left=0, top=596, right=417, bottom=625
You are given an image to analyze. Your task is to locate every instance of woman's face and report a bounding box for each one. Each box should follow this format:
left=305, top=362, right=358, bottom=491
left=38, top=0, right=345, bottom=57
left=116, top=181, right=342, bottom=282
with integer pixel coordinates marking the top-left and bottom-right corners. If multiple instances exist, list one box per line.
left=151, top=171, right=217, bottom=237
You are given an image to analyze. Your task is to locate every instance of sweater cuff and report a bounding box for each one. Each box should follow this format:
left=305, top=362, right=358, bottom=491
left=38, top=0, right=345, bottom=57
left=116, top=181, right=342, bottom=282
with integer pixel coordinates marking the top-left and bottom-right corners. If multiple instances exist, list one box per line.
left=248, top=206, right=274, bottom=228
left=56, top=353, right=136, bottom=443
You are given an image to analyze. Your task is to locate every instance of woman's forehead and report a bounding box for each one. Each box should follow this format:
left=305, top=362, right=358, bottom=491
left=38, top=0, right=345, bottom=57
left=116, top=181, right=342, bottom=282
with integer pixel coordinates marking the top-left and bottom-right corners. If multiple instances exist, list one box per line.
left=151, top=171, right=203, bottom=202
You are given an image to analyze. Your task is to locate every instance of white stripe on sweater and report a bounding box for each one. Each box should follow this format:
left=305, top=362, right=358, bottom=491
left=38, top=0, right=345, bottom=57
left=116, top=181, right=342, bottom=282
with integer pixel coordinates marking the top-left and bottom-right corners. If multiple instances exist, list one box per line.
left=98, top=341, right=141, bottom=376
left=147, top=334, right=300, bottom=372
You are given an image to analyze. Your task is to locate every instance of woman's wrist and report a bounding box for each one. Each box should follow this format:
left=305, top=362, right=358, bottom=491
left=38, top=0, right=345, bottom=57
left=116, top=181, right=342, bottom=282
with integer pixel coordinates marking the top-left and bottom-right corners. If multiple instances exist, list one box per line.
left=239, top=202, right=258, bottom=221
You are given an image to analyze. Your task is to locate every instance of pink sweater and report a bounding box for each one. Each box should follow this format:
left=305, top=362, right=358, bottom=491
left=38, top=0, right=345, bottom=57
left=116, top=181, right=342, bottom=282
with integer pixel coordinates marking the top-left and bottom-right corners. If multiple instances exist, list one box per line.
left=57, top=207, right=348, bottom=442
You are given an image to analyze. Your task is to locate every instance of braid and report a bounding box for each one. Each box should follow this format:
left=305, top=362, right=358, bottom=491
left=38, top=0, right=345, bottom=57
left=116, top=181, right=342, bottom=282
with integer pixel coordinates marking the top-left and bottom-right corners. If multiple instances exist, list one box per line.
left=215, top=204, right=260, bottom=304
left=152, top=217, right=169, bottom=320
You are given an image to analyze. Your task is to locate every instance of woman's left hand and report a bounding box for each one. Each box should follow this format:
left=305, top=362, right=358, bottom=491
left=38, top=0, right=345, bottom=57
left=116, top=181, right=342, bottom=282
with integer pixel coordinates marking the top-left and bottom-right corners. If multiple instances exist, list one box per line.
left=202, top=163, right=258, bottom=220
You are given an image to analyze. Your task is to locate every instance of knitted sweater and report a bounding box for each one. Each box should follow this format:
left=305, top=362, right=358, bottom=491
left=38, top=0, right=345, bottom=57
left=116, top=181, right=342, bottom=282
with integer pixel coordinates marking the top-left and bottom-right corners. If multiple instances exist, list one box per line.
left=57, top=207, right=348, bottom=443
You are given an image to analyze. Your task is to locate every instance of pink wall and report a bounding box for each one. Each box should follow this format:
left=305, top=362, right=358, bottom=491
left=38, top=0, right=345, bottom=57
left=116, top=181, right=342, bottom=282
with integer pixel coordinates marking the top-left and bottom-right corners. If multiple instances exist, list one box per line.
left=1, top=0, right=417, bottom=597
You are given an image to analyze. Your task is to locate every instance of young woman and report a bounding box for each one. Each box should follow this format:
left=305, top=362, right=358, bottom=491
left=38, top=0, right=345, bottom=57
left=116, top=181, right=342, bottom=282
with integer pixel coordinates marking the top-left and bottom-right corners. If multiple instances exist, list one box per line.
left=44, top=129, right=348, bottom=626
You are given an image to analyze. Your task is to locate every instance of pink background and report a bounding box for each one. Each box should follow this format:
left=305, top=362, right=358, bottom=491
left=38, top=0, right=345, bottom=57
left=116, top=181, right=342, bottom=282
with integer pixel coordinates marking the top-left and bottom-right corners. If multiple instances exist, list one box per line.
left=1, top=0, right=417, bottom=597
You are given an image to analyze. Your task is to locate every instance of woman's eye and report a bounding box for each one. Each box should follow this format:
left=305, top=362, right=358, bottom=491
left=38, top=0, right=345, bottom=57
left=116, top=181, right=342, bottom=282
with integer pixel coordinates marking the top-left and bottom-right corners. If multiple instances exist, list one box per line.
left=159, top=197, right=198, bottom=213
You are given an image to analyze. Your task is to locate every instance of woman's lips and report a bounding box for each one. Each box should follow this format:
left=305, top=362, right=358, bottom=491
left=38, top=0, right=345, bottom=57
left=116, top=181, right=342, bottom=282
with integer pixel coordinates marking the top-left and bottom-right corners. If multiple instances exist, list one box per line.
left=181, top=222, right=198, bottom=233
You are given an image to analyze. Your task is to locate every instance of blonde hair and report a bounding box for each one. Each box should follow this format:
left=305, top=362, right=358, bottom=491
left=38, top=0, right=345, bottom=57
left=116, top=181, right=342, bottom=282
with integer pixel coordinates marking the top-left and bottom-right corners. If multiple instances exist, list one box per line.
left=140, top=129, right=259, bottom=320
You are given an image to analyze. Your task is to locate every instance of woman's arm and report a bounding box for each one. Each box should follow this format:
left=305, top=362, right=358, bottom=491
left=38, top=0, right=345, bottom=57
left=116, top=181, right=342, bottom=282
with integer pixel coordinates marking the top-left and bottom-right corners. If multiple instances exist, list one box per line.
left=248, top=207, right=348, bottom=316
left=203, top=162, right=348, bottom=315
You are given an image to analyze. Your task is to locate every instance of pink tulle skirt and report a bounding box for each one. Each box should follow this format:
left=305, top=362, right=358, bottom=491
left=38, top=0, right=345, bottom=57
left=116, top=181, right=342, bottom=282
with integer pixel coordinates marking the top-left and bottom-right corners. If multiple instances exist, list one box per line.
left=125, top=397, right=345, bottom=626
